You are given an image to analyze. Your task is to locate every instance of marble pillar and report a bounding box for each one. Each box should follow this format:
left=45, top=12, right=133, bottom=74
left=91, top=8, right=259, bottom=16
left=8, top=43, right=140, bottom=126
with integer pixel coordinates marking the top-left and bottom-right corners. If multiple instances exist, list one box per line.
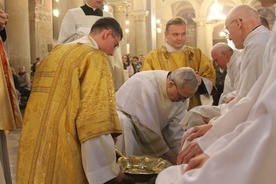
left=6, top=0, right=31, bottom=73
left=131, top=10, right=148, bottom=56
left=205, top=24, right=214, bottom=58
left=108, top=0, right=131, bottom=55
left=193, top=18, right=209, bottom=56
left=29, top=0, right=53, bottom=63
left=156, top=22, right=165, bottom=49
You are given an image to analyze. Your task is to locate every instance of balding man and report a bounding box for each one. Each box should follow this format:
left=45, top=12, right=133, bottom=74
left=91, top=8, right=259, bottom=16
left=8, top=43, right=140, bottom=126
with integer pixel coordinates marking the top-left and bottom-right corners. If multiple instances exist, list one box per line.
left=181, top=43, right=241, bottom=131
left=177, top=4, right=271, bottom=164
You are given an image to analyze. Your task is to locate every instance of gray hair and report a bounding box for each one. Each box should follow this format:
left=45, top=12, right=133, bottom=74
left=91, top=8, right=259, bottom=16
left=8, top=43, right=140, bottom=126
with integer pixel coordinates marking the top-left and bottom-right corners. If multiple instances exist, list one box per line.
left=169, top=67, right=198, bottom=90
left=19, top=65, right=25, bottom=70
left=211, top=42, right=233, bottom=56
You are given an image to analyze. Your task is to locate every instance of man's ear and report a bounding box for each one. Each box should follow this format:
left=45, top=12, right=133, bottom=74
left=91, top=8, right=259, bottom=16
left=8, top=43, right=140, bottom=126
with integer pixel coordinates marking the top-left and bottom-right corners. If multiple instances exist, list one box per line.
left=168, top=80, right=174, bottom=88
left=102, top=29, right=110, bottom=40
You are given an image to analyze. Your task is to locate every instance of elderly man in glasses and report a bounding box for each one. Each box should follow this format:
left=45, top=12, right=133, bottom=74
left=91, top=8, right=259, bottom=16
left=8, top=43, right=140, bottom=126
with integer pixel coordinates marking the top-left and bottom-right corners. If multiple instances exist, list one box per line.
left=115, top=67, right=198, bottom=165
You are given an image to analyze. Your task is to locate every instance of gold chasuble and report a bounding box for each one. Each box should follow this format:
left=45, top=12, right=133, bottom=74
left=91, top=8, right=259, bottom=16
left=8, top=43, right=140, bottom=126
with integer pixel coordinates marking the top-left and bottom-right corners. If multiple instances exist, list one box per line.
left=17, top=43, right=122, bottom=184
left=141, top=46, right=216, bottom=109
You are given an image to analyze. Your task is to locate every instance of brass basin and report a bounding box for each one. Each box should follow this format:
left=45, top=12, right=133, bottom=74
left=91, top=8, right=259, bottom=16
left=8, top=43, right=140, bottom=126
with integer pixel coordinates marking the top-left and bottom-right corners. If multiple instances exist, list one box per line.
left=117, top=155, right=171, bottom=175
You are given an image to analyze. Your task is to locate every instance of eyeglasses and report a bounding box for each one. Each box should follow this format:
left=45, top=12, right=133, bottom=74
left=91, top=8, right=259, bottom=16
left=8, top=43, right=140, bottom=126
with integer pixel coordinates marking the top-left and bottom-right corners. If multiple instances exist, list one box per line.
left=110, top=33, right=119, bottom=50
left=223, top=18, right=242, bottom=36
left=171, top=80, right=192, bottom=101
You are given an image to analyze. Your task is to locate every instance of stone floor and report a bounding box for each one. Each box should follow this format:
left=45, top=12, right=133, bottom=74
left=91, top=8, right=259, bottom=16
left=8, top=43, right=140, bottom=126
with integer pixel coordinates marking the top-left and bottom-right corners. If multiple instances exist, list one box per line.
left=7, top=128, right=21, bottom=184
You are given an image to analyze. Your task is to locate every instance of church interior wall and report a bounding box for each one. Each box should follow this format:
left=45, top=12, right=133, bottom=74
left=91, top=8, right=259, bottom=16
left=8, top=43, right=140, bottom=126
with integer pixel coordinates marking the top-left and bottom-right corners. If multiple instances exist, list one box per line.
left=1, top=0, right=275, bottom=71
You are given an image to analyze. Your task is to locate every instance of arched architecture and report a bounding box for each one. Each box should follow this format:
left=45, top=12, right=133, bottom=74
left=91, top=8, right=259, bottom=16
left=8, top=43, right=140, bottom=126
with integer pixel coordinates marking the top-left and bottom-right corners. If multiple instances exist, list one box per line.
left=1, top=0, right=275, bottom=71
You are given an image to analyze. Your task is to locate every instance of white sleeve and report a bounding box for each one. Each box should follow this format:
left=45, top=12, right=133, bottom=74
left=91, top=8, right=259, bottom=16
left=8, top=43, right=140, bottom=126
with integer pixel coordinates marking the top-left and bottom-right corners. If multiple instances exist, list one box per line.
left=81, top=134, right=120, bottom=184
left=198, top=96, right=253, bottom=151
left=201, top=77, right=213, bottom=95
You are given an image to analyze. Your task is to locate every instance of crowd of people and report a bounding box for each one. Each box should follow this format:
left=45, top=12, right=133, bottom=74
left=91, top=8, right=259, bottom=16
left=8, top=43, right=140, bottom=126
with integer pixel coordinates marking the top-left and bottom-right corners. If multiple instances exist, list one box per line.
left=1, top=0, right=276, bottom=183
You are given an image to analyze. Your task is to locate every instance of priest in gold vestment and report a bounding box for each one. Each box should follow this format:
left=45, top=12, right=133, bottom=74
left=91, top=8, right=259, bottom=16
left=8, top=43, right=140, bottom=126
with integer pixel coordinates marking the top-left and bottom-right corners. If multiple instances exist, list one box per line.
left=17, top=18, right=133, bottom=184
left=0, top=9, right=22, bottom=184
left=141, top=17, right=216, bottom=109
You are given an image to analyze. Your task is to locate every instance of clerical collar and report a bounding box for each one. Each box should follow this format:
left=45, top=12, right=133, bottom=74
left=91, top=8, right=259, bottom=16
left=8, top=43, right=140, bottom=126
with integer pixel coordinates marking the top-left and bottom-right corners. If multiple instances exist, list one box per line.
left=81, top=4, right=103, bottom=16
left=164, top=42, right=186, bottom=52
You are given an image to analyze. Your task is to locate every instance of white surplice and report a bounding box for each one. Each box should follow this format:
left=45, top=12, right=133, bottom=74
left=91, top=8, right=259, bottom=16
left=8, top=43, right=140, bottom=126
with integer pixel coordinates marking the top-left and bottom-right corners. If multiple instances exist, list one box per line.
left=116, top=70, right=188, bottom=157
left=156, top=21, right=276, bottom=184
left=218, top=50, right=241, bottom=104
left=58, top=6, right=125, bottom=90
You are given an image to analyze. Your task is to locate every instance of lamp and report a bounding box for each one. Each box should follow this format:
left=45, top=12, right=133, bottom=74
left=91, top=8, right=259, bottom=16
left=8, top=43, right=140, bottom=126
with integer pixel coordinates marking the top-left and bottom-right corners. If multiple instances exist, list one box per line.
left=207, top=0, right=226, bottom=21
left=53, top=9, right=59, bottom=17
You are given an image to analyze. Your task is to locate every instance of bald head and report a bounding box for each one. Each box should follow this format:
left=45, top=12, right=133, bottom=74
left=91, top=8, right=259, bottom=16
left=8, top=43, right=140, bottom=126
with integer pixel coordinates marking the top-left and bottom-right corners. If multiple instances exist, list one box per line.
left=225, top=5, right=261, bottom=49
left=211, top=43, right=233, bottom=70
left=211, top=43, right=233, bottom=54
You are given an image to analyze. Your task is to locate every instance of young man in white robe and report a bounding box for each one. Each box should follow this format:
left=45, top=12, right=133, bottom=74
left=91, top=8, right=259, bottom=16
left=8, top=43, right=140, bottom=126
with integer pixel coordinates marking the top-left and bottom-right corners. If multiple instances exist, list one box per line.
left=177, top=4, right=271, bottom=164
left=115, top=67, right=198, bottom=165
left=58, top=0, right=125, bottom=91
left=156, top=1, right=276, bottom=183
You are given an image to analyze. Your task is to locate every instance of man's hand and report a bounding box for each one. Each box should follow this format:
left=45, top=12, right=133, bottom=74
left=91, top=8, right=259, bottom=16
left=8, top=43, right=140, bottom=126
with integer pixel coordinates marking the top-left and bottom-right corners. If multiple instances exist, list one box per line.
left=182, top=124, right=213, bottom=142
left=184, top=153, right=209, bottom=173
left=225, top=96, right=235, bottom=104
left=177, top=142, right=203, bottom=164
left=161, top=150, right=178, bottom=165
left=196, top=74, right=202, bottom=85
left=202, top=116, right=210, bottom=124
left=0, top=9, right=8, bottom=30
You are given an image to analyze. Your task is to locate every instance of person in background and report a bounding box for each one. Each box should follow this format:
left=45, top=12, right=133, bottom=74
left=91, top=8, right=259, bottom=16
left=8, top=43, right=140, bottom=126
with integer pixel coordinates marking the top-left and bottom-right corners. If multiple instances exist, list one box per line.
left=260, top=16, right=270, bottom=30
left=0, top=8, right=22, bottom=184
left=18, top=65, right=31, bottom=102
left=212, top=64, right=227, bottom=106
left=31, top=57, right=40, bottom=79
left=116, top=67, right=198, bottom=165
left=17, top=17, right=134, bottom=184
left=139, top=54, right=145, bottom=63
left=58, top=0, right=125, bottom=91
left=122, top=54, right=134, bottom=78
left=131, top=55, right=142, bottom=74
left=141, top=17, right=215, bottom=110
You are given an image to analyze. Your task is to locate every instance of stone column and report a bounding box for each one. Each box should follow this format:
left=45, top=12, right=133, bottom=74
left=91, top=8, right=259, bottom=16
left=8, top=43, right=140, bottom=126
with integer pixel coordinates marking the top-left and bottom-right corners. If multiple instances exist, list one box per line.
left=156, top=20, right=165, bottom=48
left=193, top=18, right=207, bottom=55
left=205, top=24, right=214, bottom=58
left=131, top=10, right=148, bottom=56
left=108, top=0, right=131, bottom=55
left=29, top=0, right=53, bottom=63
left=6, top=0, right=31, bottom=72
